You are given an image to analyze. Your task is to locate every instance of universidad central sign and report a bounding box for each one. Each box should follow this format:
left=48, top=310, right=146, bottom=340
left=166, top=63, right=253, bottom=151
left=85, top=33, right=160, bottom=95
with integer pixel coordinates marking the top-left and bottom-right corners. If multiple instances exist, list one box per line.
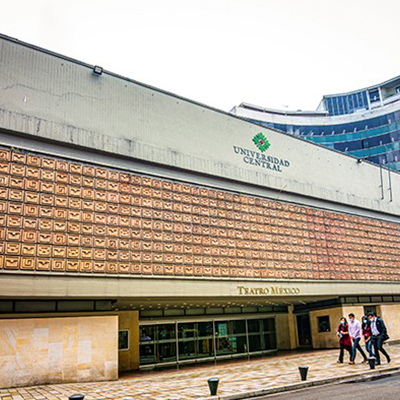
left=233, top=132, right=291, bottom=173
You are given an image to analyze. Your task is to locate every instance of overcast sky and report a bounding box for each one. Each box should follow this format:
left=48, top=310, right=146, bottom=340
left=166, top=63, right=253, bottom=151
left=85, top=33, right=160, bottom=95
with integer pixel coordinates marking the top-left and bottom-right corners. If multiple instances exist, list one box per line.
left=1, top=0, right=400, bottom=112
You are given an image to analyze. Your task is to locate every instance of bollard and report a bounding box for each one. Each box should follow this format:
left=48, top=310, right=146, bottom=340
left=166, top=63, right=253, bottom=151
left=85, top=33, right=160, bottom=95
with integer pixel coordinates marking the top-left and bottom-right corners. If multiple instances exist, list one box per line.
left=208, top=377, right=219, bottom=396
left=69, top=395, right=85, bottom=400
left=298, top=366, right=309, bottom=381
left=368, top=357, right=376, bottom=370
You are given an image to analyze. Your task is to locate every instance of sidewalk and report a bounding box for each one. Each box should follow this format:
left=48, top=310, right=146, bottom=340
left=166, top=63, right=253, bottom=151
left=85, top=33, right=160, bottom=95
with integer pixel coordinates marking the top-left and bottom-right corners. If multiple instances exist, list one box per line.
left=1, top=346, right=399, bottom=400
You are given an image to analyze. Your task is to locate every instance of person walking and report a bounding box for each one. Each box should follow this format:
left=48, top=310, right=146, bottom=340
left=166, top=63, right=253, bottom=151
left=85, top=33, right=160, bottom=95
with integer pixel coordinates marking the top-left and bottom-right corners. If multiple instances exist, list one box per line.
left=368, top=312, right=391, bottom=365
left=337, top=317, right=352, bottom=363
left=348, top=313, right=368, bottom=364
left=362, top=315, right=374, bottom=358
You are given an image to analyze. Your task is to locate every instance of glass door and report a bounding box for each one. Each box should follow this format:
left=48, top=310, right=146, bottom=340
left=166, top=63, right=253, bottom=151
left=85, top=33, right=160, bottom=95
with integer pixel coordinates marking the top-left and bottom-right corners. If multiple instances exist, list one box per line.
left=215, top=320, right=247, bottom=356
left=140, top=316, right=277, bottom=367
left=139, top=323, right=177, bottom=365
left=177, top=321, right=214, bottom=360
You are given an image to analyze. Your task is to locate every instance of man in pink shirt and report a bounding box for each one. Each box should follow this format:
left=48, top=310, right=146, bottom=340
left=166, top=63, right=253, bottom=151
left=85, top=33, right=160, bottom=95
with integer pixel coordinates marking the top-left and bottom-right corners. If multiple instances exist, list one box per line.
left=348, top=313, right=368, bottom=364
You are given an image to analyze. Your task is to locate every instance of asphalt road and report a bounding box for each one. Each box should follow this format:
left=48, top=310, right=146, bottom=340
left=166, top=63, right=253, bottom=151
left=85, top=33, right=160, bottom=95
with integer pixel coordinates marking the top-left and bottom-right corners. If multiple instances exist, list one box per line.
left=256, top=375, right=400, bottom=400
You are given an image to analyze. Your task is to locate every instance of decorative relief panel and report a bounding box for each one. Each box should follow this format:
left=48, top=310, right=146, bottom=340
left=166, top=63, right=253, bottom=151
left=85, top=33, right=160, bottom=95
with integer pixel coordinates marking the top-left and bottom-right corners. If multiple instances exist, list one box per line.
left=0, top=146, right=400, bottom=280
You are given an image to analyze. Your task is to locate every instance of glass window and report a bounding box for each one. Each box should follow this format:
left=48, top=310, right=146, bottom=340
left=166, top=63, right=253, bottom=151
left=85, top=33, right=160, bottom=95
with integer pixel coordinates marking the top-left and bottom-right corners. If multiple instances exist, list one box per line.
left=178, top=339, right=196, bottom=360
left=197, top=321, right=214, bottom=358
left=139, top=324, right=176, bottom=365
left=178, top=323, right=196, bottom=339
left=215, top=320, right=246, bottom=337
left=317, top=316, right=331, bottom=333
left=369, top=89, right=380, bottom=103
left=354, top=93, right=360, bottom=109
left=215, top=321, right=229, bottom=338
left=216, top=335, right=247, bottom=355
left=157, top=324, right=176, bottom=340
left=198, top=321, right=213, bottom=338
left=327, top=98, right=333, bottom=115
left=215, top=320, right=247, bottom=356
left=139, top=325, right=157, bottom=365
left=247, top=319, right=262, bottom=352
left=140, top=317, right=277, bottom=366
left=118, top=330, right=129, bottom=350
left=247, top=319, right=261, bottom=333
left=177, top=322, right=215, bottom=360
left=232, top=320, right=246, bottom=334
left=157, top=324, right=176, bottom=363
left=333, top=98, right=338, bottom=115
left=262, top=318, right=275, bottom=332
left=249, top=334, right=262, bottom=352
left=158, top=341, right=177, bottom=363
left=364, top=305, right=377, bottom=316
left=348, top=95, right=354, bottom=113
left=338, top=97, right=344, bottom=114
left=362, top=91, right=369, bottom=108
left=140, top=342, right=156, bottom=364
left=263, top=333, right=277, bottom=350
left=140, top=325, right=155, bottom=342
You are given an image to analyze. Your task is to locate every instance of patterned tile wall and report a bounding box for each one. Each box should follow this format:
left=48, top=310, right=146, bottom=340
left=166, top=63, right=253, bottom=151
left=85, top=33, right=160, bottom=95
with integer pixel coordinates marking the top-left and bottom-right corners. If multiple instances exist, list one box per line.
left=0, top=147, right=400, bottom=281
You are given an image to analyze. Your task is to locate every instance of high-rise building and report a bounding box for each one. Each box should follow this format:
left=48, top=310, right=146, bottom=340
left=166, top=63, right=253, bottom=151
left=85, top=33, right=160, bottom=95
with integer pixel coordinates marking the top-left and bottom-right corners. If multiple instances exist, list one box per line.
left=231, top=76, right=400, bottom=171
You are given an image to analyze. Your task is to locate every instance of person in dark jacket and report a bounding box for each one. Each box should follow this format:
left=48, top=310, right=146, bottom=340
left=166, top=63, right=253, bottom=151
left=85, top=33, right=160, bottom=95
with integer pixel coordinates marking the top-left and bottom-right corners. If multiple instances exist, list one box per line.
left=361, top=315, right=374, bottom=358
left=337, top=317, right=352, bottom=363
left=368, top=312, right=391, bottom=365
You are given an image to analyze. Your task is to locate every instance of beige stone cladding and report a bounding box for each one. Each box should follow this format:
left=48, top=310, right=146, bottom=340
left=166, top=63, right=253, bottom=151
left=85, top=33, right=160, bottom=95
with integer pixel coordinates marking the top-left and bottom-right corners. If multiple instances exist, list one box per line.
left=379, top=304, right=400, bottom=342
left=0, top=315, right=118, bottom=389
left=118, top=311, right=140, bottom=371
left=276, top=306, right=297, bottom=349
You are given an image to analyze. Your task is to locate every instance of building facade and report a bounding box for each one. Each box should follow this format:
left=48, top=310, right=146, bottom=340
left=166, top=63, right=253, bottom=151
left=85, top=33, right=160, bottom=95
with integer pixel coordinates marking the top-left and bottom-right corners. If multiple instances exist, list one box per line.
left=1, top=34, right=400, bottom=389
left=231, top=75, right=400, bottom=171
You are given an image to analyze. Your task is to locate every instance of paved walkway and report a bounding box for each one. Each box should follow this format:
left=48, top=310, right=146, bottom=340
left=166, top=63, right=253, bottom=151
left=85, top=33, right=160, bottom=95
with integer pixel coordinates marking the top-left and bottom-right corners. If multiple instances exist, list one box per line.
left=1, top=346, right=399, bottom=400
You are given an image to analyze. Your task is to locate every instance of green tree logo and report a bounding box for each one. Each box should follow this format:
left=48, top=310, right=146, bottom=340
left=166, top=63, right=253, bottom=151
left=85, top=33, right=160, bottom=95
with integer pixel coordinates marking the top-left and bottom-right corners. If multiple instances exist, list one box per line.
left=253, top=133, right=271, bottom=152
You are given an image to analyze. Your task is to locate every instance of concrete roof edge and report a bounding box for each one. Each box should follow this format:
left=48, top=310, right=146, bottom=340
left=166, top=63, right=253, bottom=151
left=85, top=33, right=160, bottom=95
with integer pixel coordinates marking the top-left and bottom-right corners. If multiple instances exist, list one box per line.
left=1, top=32, right=399, bottom=178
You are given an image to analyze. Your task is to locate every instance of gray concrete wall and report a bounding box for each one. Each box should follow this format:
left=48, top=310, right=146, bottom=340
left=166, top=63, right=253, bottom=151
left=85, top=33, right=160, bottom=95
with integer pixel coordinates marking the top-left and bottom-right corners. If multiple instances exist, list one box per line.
left=0, top=35, right=399, bottom=219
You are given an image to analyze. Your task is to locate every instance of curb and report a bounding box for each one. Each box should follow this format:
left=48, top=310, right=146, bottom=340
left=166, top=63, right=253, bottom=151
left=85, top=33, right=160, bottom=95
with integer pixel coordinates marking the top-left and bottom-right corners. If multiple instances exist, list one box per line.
left=340, top=367, right=400, bottom=384
left=203, top=367, right=400, bottom=400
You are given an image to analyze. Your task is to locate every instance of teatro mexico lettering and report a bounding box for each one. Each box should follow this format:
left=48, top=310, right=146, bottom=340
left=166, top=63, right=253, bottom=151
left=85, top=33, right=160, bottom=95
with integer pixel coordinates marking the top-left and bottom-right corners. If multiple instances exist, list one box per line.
left=237, top=286, right=301, bottom=295
left=1, top=34, right=400, bottom=389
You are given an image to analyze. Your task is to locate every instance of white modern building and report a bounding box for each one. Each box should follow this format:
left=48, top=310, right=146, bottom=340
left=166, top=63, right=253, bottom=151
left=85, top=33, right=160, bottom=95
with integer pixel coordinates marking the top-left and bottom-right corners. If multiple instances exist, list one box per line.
left=231, top=75, right=400, bottom=171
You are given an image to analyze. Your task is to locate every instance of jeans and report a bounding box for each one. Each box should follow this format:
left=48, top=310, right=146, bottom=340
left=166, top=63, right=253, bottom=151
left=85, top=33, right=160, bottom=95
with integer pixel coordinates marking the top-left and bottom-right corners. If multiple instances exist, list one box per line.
left=351, top=337, right=367, bottom=361
left=365, top=340, right=374, bottom=357
left=371, top=335, right=390, bottom=363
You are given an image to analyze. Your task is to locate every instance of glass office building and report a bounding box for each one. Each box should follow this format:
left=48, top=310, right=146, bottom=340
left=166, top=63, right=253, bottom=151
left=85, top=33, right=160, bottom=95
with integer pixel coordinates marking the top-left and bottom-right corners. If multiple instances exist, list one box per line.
left=231, top=75, right=400, bottom=171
